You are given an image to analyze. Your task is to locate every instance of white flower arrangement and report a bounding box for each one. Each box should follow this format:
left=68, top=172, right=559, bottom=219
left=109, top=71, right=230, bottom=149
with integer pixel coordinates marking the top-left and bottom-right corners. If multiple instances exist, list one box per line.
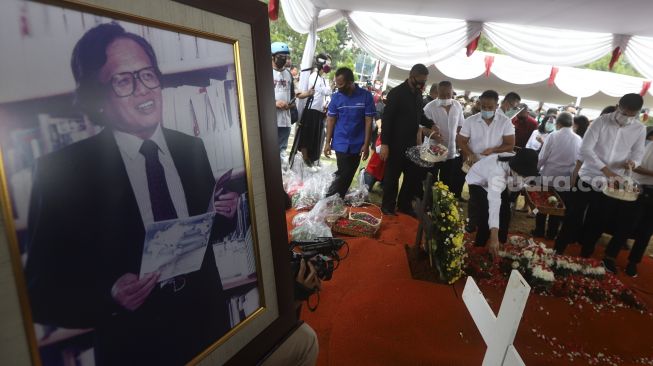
left=532, top=265, right=555, bottom=282
left=582, top=265, right=606, bottom=277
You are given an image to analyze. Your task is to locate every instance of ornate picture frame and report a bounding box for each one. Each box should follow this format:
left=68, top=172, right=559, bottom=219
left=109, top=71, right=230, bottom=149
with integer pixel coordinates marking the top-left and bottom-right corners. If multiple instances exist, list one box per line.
left=0, top=0, right=294, bottom=365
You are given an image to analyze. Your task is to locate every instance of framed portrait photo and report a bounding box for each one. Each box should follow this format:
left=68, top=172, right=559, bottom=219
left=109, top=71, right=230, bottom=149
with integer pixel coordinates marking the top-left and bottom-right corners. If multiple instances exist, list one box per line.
left=0, top=0, right=294, bottom=365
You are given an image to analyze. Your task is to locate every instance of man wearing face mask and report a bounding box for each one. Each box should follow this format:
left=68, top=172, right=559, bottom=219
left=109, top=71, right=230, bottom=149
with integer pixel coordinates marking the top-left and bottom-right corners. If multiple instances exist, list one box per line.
left=297, top=53, right=332, bottom=169
left=272, top=42, right=295, bottom=154
left=512, top=104, right=539, bottom=149
left=534, top=112, right=581, bottom=239
left=457, top=90, right=516, bottom=167
left=457, top=90, right=515, bottom=232
left=423, top=81, right=464, bottom=195
left=497, top=92, right=522, bottom=119
left=466, top=149, right=540, bottom=255
left=379, top=64, right=434, bottom=216
left=525, top=112, right=556, bottom=151
left=324, top=67, right=375, bottom=198
left=554, top=94, right=646, bottom=267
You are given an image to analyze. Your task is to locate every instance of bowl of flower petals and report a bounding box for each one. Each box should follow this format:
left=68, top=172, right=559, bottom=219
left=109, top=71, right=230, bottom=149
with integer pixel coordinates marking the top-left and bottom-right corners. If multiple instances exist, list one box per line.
left=603, top=175, right=640, bottom=202
left=420, top=143, right=448, bottom=163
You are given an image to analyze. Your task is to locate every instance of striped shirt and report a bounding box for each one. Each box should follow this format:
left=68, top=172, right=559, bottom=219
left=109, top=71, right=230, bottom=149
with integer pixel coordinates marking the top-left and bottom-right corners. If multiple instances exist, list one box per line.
left=327, top=85, right=376, bottom=153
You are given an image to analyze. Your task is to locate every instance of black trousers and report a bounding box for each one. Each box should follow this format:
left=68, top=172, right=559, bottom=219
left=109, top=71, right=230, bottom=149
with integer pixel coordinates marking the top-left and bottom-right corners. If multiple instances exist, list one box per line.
left=604, top=186, right=653, bottom=262
left=578, top=190, right=638, bottom=258
left=469, top=184, right=511, bottom=246
left=382, top=150, right=421, bottom=212
left=448, top=156, right=466, bottom=199
left=297, top=109, right=325, bottom=163
left=326, top=152, right=361, bottom=198
left=534, top=189, right=573, bottom=238
left=554, top=179, right=598, bottom=254
left=430, top=158, right=457, bottom=191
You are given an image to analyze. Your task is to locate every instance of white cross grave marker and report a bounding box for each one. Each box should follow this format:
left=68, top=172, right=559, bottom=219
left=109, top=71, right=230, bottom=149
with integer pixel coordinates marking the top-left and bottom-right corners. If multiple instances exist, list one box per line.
left=462, top=270, right=531, bottom=366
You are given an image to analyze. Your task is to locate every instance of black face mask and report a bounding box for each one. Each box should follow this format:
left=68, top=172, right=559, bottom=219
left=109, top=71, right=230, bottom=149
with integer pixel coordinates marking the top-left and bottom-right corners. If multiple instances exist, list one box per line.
left=412, top=77, right=426, bottom=90
left=274, top=56, right=287, bottom=69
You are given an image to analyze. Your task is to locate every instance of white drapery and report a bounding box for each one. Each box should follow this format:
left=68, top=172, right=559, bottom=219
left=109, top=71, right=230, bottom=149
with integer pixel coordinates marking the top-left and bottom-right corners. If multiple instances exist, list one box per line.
left=430, top=51, right=653, bottom=99
left=482, top=22, right=613, bottom=67
left=280, top=0, right=653, bottom=82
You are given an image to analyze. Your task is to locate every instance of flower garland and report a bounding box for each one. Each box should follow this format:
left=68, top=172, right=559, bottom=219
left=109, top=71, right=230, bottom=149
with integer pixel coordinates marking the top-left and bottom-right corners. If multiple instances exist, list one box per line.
left=427, top=181, right=466, bottom=284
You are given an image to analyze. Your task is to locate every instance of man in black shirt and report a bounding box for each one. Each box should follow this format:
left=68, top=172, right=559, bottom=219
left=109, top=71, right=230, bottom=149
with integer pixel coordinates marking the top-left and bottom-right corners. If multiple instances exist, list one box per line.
left=379, top=64, right=433, bottom=215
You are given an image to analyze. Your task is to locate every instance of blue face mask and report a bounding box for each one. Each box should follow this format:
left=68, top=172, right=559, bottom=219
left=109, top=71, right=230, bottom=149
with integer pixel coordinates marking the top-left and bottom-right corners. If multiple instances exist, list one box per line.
left=481, top=110, right=494, bottom=119
left=545, top=122, right=555, bottom=132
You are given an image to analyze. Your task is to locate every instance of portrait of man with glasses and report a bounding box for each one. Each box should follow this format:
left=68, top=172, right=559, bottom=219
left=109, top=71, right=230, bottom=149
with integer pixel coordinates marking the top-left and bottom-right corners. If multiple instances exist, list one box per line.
left=24, top=22, right=240, bottom=365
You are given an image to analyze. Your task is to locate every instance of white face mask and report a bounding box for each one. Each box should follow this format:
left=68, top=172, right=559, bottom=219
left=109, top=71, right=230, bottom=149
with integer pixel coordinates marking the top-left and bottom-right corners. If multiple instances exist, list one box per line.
left=439, top=98, right=452, bottom=106
left=615, top=110, right=637, bottom=126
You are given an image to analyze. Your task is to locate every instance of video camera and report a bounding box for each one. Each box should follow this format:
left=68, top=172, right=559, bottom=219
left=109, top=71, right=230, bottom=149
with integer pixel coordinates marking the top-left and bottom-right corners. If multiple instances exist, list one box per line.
left=289, top=237, right=346, bottom=281
left=314, top=53, right=331, bottom=73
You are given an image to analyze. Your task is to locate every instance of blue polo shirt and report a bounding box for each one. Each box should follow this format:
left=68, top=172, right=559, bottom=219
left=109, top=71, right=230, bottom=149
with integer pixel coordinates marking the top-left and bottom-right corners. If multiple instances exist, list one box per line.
left=327, top=85, right=376, bottom=153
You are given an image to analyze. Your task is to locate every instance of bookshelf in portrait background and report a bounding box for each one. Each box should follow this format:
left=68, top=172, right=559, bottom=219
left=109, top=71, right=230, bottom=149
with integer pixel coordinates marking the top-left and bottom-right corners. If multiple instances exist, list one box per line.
left=0, top=2, right=258, bottom=365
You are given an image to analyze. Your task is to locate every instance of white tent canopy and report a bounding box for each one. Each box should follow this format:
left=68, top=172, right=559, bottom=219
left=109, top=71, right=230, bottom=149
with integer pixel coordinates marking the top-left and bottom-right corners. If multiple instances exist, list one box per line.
left=280, top=0, right=653, bottom=82
left=384, top=50, right=653, bottom=111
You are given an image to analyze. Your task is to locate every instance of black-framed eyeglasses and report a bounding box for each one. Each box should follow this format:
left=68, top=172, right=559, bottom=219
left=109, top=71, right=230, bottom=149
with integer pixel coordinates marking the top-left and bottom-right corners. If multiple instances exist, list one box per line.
left=108, top=66, right=160, bottom=97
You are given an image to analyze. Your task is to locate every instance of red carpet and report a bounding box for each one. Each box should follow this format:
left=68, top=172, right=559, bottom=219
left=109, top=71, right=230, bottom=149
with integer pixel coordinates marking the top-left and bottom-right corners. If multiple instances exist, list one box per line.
left=287, top=210, right=653, bottom=365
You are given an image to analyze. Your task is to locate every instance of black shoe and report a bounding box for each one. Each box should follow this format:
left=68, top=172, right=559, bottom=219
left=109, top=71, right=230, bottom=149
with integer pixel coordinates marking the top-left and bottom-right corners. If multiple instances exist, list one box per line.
left=381, top=207, right=397, bottom=216
left=397, top=207, right=417, bottom=218
left=545, top=233, right=557, bottom=241
left=530, top=229, right=545, bottom=238
left=625, top=262, right=638, bottom=277
left=602, top=258, right=617, bottom=274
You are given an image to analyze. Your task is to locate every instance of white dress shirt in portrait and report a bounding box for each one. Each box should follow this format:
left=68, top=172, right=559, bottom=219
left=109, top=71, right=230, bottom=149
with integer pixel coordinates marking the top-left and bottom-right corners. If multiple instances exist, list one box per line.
left=423, top=99, right=464, bottom=159
left=538, top=127, right=582, bottom=180
left=114, top=125, right=190, bottom=226
left=578, top=111, right=646, bottom=189
left=460, top=112, right=515, bottom=160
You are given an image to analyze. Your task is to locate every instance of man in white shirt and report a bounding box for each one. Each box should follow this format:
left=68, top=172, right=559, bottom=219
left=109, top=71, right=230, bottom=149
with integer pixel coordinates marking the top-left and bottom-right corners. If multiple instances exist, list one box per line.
left=554, top=94, right=646, bottom=268
left=533, top=112, right=581, bottom=239
left=457, top=90, right=516, bottom=165
left=497, top=91, right=521, bottom=119
left=610, top=141, right=653, bottom=277
left=466, top=149, right=539, bottom=254
left=423, top=81, right=464, bottom=194
left=272, top=42, right=295, bottom=153
left=457, top=90, right=516, bottom=232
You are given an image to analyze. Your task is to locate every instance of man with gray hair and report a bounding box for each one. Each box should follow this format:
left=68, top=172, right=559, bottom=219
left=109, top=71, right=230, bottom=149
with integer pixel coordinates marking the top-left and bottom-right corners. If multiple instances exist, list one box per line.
left=533, top=112, right=581, bottom=239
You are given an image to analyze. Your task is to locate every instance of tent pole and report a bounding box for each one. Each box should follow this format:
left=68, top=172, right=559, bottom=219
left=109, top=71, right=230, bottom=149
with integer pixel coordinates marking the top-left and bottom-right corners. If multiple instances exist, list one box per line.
left=370, top=59, right=379, bottom=83
left=382, top=63, right=391, bottom=91
left=296, top=7, right=320, bottom=122
left=575, top=96, right=582, bottom=107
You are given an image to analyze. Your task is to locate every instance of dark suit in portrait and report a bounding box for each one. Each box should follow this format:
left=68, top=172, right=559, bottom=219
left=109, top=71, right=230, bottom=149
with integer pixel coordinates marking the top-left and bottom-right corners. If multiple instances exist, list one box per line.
left=25, top=127, right=234, bottom=365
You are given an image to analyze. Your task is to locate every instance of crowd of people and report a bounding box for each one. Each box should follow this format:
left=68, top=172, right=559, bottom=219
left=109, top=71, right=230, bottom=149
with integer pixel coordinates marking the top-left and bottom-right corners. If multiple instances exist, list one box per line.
left=273, top=44, right=653, bottom=279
